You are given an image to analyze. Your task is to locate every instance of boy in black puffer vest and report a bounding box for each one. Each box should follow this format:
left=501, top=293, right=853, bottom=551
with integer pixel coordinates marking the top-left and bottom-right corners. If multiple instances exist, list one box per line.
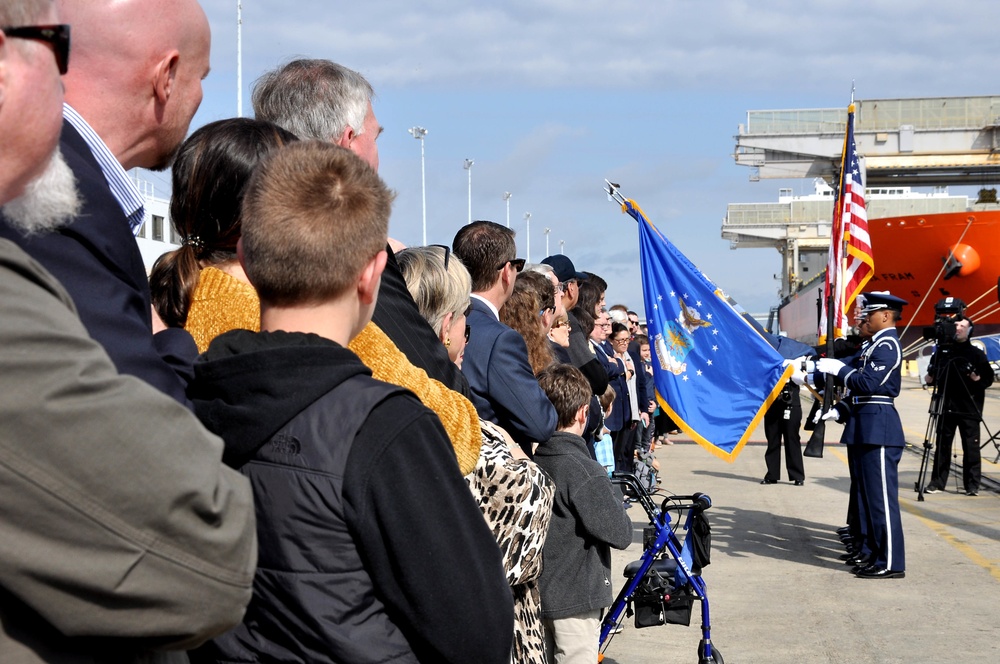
left=188, top=142, right=512, bottom=664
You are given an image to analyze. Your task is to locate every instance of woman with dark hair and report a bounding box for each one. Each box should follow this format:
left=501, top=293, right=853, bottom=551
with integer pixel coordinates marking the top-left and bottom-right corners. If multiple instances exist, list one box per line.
left=150, top=123, right=487, bottom=487
left=149, top=118, right=297, bottom=352
left=576, top=279, right=605, bottom=319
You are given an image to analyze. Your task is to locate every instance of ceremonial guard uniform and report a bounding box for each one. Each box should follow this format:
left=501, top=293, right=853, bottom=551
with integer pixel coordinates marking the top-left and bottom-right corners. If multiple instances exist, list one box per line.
left=816, top=292, right=908, bottom=579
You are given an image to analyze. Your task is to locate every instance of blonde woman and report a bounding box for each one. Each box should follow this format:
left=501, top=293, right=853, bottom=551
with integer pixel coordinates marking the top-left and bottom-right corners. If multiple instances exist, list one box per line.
left=398, top=245, right=555, bottom=664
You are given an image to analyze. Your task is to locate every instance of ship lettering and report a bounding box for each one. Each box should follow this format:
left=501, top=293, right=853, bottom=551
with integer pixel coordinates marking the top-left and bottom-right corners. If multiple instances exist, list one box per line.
left=871, top=272, right=914, bottom=282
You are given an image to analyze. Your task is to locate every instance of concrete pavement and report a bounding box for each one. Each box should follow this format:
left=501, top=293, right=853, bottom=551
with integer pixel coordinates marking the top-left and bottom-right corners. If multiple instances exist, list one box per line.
left=600, top=377, right=1000, bottom=664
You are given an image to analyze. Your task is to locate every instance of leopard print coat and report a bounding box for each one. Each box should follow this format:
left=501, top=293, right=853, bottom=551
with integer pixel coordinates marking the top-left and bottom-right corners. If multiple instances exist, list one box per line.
left=467, top=421, right=555, bottom=664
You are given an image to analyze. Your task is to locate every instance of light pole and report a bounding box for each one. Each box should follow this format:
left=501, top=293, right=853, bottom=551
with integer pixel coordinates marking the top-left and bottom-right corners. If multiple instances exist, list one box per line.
left=236, top=1, right=243, bottom=117
left=409, top=127, right=428, bottom=244
left=524, top=212, right=531, bottom=263
left=463, top=159, right=474, bottom=224
left=559, top=239, right=565, bottom=255
left=502, top=191, right=512, bottom=228
left=544, top=227, right=550, bottom=257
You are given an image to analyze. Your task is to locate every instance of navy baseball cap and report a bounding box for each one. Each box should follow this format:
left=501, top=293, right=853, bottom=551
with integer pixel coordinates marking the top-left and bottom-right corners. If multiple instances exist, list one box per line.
left=541, top=255, right=587, bottom=283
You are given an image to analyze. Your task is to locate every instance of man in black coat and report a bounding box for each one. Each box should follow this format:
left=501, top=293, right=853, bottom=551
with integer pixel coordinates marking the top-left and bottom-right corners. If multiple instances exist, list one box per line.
left=252, top=59, right=470, bottom=397
left=923, top=316, right=995, bottom=496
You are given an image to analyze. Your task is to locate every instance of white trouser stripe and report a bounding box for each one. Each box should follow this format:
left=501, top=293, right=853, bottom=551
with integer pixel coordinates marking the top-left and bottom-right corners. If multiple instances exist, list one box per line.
left=880, top=447, right=892, bottom=567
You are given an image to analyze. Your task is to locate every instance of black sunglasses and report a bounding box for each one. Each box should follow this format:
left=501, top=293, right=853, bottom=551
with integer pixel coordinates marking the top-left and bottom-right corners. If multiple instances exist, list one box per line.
left=496, top=257, right=525, bottom=272
left=2, top=24, right=70, bottom=75
left=428, top=244, right=452, bottom=271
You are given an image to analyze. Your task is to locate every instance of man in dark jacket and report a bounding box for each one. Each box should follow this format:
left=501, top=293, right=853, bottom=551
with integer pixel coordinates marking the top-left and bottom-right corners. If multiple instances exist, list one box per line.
left=189, top=142, right=512, bottom=664
left=0, top=0, right=211, bottom=406
left=923, top=315, right=995, bottom=496
left=535, top=364, right=633, bottom=663
left=251, top=58, right=469, bottom=397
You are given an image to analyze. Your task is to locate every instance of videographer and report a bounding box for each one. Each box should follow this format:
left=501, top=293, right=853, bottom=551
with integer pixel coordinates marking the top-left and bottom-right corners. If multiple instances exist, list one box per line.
left=923, top=316, right=994, bottom=496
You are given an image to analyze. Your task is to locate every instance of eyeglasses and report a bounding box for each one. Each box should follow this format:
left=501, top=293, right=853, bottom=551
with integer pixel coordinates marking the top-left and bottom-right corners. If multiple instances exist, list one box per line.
left=2, top=25, right=71, bottom=75
left=428, top=244, right=452, bottom=271
left=496, top=258, right=525, bottom=272
left=561, top=279, right=577, bottom=289
left=538, top=306, right=556, bottom=317
left=464, top=324, right=471, bottom=341
left=554, top=282, right=565, bottom=293
left=553, top=321, right=571, bottom=330
left=612, top=336, right=630, bottom=344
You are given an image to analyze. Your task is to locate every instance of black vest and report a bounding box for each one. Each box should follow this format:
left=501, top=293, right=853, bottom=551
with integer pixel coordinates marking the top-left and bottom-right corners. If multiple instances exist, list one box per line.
left=196, top=375, right=420, bottom=663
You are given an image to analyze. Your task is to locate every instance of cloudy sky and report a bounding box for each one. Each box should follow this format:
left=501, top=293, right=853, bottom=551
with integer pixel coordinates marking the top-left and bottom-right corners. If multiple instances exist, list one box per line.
left=154, top=0, right=1000, bottom=316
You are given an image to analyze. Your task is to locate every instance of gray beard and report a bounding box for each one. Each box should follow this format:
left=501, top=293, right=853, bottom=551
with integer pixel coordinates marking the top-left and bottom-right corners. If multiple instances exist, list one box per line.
left=1, top=149, right=81, bottom=236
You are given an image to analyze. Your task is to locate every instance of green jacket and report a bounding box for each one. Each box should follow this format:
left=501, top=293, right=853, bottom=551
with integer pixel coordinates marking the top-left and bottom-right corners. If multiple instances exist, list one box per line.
left=0, top=239, right=257, bottom=663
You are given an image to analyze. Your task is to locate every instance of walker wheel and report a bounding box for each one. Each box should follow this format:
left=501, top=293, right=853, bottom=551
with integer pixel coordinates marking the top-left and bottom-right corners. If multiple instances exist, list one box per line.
left=698, top=646, right=723, bottom=664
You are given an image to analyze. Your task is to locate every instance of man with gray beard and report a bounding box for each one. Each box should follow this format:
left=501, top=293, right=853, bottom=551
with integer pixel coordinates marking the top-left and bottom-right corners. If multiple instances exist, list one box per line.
left=1, top=3, right=256, bottom=662
left=0, top=0, right=212, bottom=406
left=0, top=150, right=80, bottom=234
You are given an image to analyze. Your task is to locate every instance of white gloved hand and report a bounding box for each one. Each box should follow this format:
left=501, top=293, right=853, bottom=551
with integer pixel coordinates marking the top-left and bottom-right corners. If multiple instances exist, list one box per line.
left=790, top=370, right=807, bottom=386
left=816, top=357, right=846, bottom=375
left=821, top=408, right=841, bottom=423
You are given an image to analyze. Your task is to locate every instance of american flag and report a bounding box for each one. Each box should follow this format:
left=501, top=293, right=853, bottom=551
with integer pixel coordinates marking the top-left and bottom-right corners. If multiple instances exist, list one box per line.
left=819, top=103, right=874, bottom=343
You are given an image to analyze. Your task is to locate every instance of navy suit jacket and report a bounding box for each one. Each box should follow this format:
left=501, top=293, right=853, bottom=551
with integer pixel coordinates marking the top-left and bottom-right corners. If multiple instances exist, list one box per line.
left=0, top=120, right=196, bottom=405
left=462, top=298, right=557, bottom=455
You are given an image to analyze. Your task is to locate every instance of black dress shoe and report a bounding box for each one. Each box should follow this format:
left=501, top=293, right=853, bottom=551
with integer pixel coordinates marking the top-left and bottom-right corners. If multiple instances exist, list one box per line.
left=760, top=479, right=777, bottom=485
left=836, top=526, right=851, bottom=536
left=852, top=563, right=875, bottom=575
left=856, top=567, right=905, bottom=579
left=793, top=480, right=804, bottom=486
left=845, top=555, right=869, bottom=566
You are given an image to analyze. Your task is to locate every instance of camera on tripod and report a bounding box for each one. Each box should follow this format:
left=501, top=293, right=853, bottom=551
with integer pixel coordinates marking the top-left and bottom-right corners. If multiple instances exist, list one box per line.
left=922, top=297, right=966, bottom=345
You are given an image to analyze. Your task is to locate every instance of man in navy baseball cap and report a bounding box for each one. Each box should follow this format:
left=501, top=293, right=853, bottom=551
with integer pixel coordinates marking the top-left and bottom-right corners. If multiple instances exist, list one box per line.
left=542, top=254, right=588, bottom=285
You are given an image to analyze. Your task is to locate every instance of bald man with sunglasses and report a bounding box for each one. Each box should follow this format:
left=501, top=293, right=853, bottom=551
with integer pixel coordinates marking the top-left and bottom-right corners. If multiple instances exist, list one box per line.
left=0, top=0, right=212, bottom=406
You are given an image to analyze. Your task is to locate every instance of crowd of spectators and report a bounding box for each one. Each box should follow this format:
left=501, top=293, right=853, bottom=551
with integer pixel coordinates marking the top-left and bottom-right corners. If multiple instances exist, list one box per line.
left=0, top=2, right=669, bottom=661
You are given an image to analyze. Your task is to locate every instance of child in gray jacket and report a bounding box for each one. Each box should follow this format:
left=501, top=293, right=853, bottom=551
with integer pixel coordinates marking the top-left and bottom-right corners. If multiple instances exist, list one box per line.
left=535, top=364, right=634, bottom=663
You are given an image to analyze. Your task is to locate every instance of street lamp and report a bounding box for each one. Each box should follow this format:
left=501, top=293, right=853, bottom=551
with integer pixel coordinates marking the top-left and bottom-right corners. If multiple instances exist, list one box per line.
left=524, top=212, right=531, bottom=263
left=463, top=159, right=474, bottom=225
left=502, top=192, right=512, bottom=228
left=544, top=227, right=550, bottom=257
left=559, top=239, right=565, bottom=255
left=408, top=126, right=428, bottom=244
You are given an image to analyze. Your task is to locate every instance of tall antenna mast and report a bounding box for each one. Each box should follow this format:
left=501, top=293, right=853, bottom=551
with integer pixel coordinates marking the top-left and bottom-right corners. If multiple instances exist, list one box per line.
left=237, top=1, right=243, bottom=117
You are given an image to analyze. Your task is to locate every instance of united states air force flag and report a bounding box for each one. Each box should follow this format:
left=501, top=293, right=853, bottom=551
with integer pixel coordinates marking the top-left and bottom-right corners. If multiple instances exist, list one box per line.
left=627, top=199, right=792, bottom=462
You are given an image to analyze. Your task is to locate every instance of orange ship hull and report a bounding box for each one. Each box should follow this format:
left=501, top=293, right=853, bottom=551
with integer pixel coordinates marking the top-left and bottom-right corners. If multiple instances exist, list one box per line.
left=778, top=210, right=1000, bottom=350
left=867, top=210, right=1000, bottom=332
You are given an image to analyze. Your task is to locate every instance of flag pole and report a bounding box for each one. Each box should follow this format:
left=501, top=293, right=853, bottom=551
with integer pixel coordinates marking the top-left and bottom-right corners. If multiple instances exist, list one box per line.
left=804, top=101, right=854, bottom=458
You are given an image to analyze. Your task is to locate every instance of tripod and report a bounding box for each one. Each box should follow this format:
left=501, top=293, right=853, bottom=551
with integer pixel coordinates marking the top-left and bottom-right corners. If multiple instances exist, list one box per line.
left=915, top=351, right=995, bottom=500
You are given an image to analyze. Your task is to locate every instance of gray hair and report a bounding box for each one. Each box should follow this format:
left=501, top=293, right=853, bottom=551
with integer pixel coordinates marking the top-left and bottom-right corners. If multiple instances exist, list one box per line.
left=1, top=0, right=52, bottom=26
left=251, top=59, right=374, bottom=142
left=397, top=246, right=472, bottom=336
left=525, top=262, right=555, bottom=278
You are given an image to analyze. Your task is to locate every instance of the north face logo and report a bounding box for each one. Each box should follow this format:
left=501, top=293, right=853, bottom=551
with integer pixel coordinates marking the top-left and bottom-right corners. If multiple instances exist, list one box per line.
left=269, top=433, right=301, bottom=455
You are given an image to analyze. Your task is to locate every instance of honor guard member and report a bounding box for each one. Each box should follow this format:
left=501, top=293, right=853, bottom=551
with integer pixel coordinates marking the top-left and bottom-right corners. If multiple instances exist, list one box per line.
left=815, top=291, right=908, bottom=579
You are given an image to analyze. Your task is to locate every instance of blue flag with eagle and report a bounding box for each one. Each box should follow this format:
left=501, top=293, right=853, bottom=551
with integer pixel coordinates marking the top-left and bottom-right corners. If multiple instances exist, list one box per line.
left=625, top=198, right=792, bottom=462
